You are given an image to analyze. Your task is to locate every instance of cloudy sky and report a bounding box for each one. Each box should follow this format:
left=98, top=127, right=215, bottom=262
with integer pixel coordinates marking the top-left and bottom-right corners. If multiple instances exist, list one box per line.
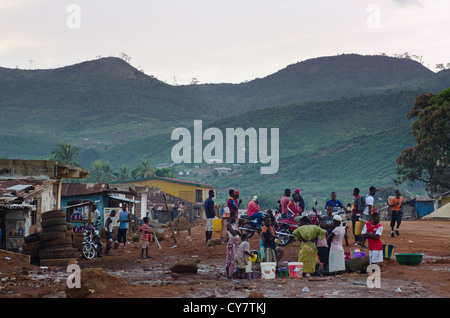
left=0, top=0, right=449, bottom=84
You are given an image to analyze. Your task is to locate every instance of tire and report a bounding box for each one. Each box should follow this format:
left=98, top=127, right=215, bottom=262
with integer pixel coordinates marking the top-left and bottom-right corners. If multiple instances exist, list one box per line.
left=22, top=240, right=44, bottom=251
left=42, top=224, right=67, bottom=233
left=22, top=249, right=40, bottom=258
left=239, top=222, right=256, bottom=239
left=66, top=222, right=73, bottom=230
left=42, top=217, right=67, bottom=228
left=44, top=236, right=73, bottom=247
left=82, top=244, right=96, bottom=259
left=24, top=232, right=41, bottom=244
left=276, top=225, right=292, bottom=246
left=41, top=210, right=66, bottom=221
left=39, top=231, right=66, bottom=242
left=39, top=247, right=78, bottom=260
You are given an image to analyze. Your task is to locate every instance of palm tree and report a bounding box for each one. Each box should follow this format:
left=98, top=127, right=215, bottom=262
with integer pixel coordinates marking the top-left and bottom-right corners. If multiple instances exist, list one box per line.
left=116, top=164, right=132, bottom=181
left=133, top=159, right=155, bottom=179
left=88, top=160, right=117, bottom=182
left=50, top=141, right=80, bottom=167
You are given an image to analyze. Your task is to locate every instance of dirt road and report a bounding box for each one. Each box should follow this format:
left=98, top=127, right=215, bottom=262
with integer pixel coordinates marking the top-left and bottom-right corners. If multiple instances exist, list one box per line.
left=1, top=219, right=449, bottom=299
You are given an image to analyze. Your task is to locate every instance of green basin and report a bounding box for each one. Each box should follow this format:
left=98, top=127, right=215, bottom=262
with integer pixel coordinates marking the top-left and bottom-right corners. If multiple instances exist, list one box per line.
left=395, top=253, right=424, bottom=265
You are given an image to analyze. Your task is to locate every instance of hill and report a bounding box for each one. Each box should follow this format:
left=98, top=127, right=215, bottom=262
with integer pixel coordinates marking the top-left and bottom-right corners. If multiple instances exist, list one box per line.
left=0, top=54, right=449, bottom=206
left=100, top=89, right=428, bottom=206
left=0, top=57, right=220, bottom=159
left=179, top=54, right=436, bottom=113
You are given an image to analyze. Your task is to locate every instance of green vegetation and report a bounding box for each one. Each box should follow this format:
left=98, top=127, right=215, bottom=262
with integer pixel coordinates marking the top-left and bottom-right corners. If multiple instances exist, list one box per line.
left=1, top=54, right=449, bottom=210
left=395, top=88, right=450, bottom=196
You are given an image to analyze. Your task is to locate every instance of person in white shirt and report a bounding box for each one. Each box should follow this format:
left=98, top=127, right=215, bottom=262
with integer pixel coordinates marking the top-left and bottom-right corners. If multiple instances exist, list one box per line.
left=361, top=186, right=377, bottom=222
left=361, top=186, right=377, bottom=248
left=92, top=204, right=101, bottom=228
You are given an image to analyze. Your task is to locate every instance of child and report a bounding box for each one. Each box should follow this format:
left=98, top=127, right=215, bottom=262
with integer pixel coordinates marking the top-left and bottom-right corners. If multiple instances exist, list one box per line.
left=316, top=218, right=329, bottom=271
left=104, top=209, right=116, bottom=256
left=361, top=212, right=383, bottom=265
left=140, top=217, right=152, bottom=259
left=261, top=216, right=277, bottom=263
left=235, top=234, right=252, bottom=279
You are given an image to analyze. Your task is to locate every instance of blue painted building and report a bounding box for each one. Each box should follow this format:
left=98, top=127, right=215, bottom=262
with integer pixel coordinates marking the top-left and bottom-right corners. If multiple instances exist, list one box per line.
left=414, top=195, right=437, bottom=218
left=60, top=183, right=140, bottom=229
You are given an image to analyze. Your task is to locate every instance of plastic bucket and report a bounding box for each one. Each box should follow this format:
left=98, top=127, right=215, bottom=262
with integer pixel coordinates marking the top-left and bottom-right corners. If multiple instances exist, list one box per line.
left=260, top=262, right=276, bottom=279
left=383, top=244, right=395, bottom=259
left=251, top=250, right=262, bottom=263
left=351, top=247, right=367, bottom=258
left=354, top=221, right=363, bottom=236
left=245, top=261, right=252, bottom=273
left=288, top=262, right=303, bottom=278
left=212, top=218, right=222, bottom=232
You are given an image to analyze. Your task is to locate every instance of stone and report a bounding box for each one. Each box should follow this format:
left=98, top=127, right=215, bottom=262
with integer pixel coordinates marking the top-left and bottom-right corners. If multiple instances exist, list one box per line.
left=169, top=258, right=198, bottom=274
left=345, top=255, right=370, bottom=273
left=207, top=238, right=222, bottom=246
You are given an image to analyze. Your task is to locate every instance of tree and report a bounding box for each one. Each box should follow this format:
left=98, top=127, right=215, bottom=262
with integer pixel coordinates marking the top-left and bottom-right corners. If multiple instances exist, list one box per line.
left=395, top=89, right=450, bottom=196
left=116, top=164, right=132, bottom=181
left=50, top=141, right=80, bottom=167
left=154, top=168, right=174, bottom=178
left=88, top=160, right=117, bottom=183
left=133, top=159, right=155, bottom=179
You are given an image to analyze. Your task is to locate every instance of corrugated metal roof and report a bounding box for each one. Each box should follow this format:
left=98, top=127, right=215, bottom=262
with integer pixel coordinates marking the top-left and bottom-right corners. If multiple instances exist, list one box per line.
left=61, top=183, right=137, bottom=197
left=6, top=184, right=33, bottom=191
left=0, top=178, right=56, bottom=207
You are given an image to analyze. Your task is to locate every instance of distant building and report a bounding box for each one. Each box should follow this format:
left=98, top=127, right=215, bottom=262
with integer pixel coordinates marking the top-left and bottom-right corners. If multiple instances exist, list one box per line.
left=112, top=176, right=215, bottom=206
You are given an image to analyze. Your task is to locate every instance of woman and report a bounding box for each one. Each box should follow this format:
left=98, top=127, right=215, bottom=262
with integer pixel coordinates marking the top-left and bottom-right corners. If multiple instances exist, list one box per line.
left=327, top=215, right=346, bottom=274
left=293, top=216, right=327, bottom=276
left=226, top=211, right=241, bottom=279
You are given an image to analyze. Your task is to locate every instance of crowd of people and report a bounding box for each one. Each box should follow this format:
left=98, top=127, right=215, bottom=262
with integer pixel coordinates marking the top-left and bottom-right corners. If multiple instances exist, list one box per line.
left=204, top=186, right=404, bottom=279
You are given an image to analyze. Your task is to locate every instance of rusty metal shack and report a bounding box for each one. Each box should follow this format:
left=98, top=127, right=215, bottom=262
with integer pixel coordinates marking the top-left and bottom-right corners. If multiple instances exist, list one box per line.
left=0, top=159, right=88, bottom=251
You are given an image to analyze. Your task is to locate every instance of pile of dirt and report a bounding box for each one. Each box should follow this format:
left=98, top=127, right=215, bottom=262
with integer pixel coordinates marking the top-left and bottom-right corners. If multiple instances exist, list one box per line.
left=0, top=250, right=31, bottom=274
left=65, top=267, right=129, bottom=298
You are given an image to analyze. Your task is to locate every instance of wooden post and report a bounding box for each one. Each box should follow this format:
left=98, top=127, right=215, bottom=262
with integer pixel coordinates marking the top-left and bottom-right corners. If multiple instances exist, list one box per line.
left=163, top=193, right=177, bottom=245
left=187, top=203, right=191, bottom=235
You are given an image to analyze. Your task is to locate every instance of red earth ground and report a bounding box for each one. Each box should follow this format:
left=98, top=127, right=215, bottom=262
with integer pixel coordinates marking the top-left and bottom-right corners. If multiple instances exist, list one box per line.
left=1, top=219, right=449, bottom=300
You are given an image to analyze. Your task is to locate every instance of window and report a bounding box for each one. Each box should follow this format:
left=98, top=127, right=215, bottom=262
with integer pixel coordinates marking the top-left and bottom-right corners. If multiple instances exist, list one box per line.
left=195, top=190, right=203, bottom=204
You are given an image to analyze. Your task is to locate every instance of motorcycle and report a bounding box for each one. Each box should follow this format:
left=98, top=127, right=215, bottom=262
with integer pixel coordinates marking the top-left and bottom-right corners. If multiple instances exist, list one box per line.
left=274, top=215, right=298, bottom=246
left=82, top=218, right=103, bottom=259
left=238, top=209, right=273, bottom=239
left=274, top=201, right=321, bottom=246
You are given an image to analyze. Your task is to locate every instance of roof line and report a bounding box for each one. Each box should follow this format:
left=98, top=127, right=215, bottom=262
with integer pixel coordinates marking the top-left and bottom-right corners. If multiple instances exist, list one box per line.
left=110, top=176, right=214, bottom=188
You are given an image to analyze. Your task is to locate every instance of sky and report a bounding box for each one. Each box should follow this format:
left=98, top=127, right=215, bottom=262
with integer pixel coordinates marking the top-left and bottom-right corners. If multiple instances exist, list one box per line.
left=0, top=0, right=449, bottom=85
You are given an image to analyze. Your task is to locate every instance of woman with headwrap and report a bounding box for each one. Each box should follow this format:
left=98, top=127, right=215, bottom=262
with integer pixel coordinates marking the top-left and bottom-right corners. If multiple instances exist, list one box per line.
left=327, top=214, right=346, bottom=274
left=293, top=216, right=327, bottom=276
left=225, top=211, right=241, bottom=279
